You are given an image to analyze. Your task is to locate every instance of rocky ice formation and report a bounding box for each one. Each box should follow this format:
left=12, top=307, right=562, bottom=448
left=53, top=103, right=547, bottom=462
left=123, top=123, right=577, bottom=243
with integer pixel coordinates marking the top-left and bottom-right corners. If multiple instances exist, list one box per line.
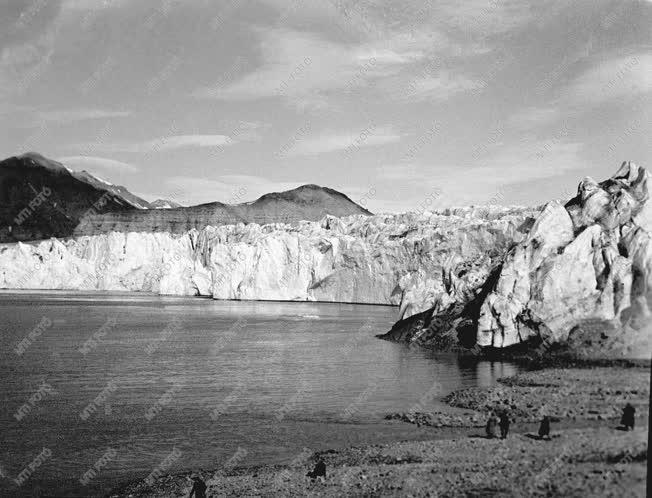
left=478, top=161, right=651, bottom=349
left=0, top=208, right=535, bottom=316
left=382, top=162, right=652, bottom=356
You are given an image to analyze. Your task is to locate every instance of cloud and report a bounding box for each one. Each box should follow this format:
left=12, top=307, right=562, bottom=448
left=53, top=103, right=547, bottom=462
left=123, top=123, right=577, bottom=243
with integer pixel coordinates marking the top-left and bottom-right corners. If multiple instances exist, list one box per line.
left=72, top=134, right=234, bottom=154
left=0, top=1, right=63, bottom=49
left=259, top=0, right=534, bottom=38
left=460, top=141, right=586, bottom=187
left=433, top=0, right=535, bottom=36
left=11, top=108, right=131, bottom=127
left=192, top=28, right=364, bottom=102
left=58, top=155, right=139, bottom=173
left=402, top=72, right=485, bottom=102
left=59, top=0, right=133, bottom=15
left=372, top=139, right=588, bottom=210
left=562, top=53, right=652, bottom=104
left=226, top=120, right=271, bottom=142
left=192, top=27, right=465, bottom=108
left=375, top=163, right=424, bottom=181
left=507, top=106, right=562, bottom=129
left=355, top=48, right=424, bottom=65
left=285, top=125, right=401, bottom=156
left=39, top=108, right=130, bottom=123
left=142, top=135, right=232, bottom=152
left=0, top=29, right=57, bottom=99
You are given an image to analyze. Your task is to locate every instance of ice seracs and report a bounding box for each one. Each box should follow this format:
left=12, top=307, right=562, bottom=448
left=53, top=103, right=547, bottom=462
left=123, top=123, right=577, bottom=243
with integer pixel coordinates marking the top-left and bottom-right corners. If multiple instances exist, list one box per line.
left=0, top=208, right=535, bottom=315
left=383, top=162, right=652, bottom=358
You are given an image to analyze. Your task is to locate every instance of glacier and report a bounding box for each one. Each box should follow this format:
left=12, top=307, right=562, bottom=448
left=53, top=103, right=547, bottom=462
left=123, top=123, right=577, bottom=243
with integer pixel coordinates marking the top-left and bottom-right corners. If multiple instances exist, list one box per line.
left=0, top=207, right=535, bottom=320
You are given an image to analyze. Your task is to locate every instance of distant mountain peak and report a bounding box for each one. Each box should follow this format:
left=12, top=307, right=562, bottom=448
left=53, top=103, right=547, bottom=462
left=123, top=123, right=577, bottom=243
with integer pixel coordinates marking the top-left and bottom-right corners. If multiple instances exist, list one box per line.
left=253, top=184, right=372, bottom=216
left=1, top=152, right=372, bottom=241
left=79, top=169, right=114, bottom=186
left=62, top=163, right=150, bottom=209
left=150, top=198, right=183, bottom=209
left=295, top=183, right=322, bottom=190
left=0, top=153, right=141, bottom=241
left=17, top=152, right=71, bottom=174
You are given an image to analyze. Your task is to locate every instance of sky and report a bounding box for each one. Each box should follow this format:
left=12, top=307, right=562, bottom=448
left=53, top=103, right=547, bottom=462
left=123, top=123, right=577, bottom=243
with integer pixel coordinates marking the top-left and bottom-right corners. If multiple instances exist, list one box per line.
left=0, top=0, right=651, bottom=212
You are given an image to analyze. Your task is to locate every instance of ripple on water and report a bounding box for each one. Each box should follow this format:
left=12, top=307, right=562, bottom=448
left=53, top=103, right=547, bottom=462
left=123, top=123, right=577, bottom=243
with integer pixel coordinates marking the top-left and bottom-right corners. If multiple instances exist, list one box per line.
left=0, top=292, right=520, bottom=497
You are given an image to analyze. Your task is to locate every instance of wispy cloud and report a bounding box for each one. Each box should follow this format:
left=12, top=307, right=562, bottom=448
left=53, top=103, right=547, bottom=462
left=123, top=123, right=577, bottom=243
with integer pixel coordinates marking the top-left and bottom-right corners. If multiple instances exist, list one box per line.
left=434, top=0, right=535, bottom=36
left=192, top=27, right=473, bottom=108
left=285, top=125, right=401, bottom=156
left=460, top=140, right=586, bottom=186
left=510, top=52, right=652, bottom=135
left=58, top=155, right=139, bottom=173
left=373, top=139, right=587, bottom=209
left=376, top=163, right=424, bottom=181
left=507, top=106, right=562, bottom=129
left=6, top=108, right=131, bottom=128
left=71, top=134, right=234, bottom=154
left=193, top=28, right=368, bottom=102
left=0, top=30, right=57, bottom=100
left=142, top=135, right=232, bottom=151
left=562, top=53, right=652, bottom=104
left=37, top=108, right=131, bottom=124
left=402, top=72, right=485, bottom=102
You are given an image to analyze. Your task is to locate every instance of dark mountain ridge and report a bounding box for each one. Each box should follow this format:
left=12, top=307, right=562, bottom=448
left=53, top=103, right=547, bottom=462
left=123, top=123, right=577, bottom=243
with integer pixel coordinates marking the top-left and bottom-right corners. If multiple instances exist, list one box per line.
left=0, top=153, right=372, bottom=242
left=0, top=153, right=142, bottom=242
left=73, top=184, right=372, bottom=236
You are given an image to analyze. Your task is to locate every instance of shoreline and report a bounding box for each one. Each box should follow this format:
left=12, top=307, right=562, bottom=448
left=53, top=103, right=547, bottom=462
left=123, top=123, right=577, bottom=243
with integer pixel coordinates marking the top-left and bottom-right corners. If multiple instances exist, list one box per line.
left=0, top=289, right=401, bottom=309
left=109, top=362, right=650, bottom=497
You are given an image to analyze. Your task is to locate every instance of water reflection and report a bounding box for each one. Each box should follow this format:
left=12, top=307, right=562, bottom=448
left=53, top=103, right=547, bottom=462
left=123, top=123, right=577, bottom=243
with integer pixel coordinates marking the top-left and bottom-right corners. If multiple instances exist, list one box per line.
left=0, top=293, right=520, bottom=497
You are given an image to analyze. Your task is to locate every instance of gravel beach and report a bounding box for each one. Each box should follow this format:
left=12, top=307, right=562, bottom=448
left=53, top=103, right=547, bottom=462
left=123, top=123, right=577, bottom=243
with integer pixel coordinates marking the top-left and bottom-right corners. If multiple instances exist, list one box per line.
left=110, top=364, right=649, bottom=497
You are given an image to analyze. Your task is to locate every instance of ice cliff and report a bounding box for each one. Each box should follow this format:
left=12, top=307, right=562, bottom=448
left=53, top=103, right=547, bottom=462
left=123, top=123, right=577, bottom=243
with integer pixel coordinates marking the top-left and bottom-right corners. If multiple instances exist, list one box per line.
left=382, top=162, right=652, bottom=357
left=0, top=207, right=536, bottom=318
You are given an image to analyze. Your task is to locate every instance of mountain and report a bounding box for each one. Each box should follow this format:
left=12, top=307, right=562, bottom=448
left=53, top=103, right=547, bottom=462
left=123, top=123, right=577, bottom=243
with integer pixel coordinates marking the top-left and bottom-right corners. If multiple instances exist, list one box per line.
left=72, top=183, right=373, bottom=236
left=0, top=153, right=372, bottom=241
left=71, top=169, right=151, bottom=209
left=150, top=199, right=183, bottom=209
left=0, top=153, right=143, bottom=242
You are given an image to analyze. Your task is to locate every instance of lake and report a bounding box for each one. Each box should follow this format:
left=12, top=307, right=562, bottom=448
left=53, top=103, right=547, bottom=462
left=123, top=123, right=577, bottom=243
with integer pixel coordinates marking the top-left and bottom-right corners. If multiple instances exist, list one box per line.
left=0, top=292, right=519, bottom=497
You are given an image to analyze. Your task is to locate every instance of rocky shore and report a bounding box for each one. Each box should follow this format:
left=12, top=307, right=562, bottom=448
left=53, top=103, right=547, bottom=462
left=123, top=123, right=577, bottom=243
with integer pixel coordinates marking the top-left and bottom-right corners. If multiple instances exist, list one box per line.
left=109, top=363, right=649, bottom=497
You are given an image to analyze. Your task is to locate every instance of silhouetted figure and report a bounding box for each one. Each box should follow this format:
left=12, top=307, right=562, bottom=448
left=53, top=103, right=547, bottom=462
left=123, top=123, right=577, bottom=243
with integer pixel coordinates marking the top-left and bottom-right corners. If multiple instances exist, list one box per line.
left=621, top=403, right=636, bottom=431
left=485, top=412, right=499, bottom=438
left=307, top=459, right=326, bottom=482
left=538, top=416, right=551, bottom=440
left=499, top=412, right=510, bottom=439
left=189, top=475, right=207, bottom=498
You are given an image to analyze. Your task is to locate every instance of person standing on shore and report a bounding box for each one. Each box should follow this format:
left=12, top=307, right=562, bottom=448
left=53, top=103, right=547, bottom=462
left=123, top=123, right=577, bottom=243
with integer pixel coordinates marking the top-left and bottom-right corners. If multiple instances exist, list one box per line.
left=307, top=458, right=326, bottom=482
left=620, top=403, right=636, bottom=430
left=499, top=411, right=510, bottom=439
left=538, top=416, right=551, bottom=440
left=485, top=411, right=499, bottom=438
left=188, top=475, right=207, bottom=498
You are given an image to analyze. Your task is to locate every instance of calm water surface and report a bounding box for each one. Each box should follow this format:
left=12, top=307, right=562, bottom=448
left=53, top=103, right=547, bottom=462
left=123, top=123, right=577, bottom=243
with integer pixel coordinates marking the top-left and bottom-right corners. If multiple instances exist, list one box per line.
left=0, top=292, right=519, bottom=497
